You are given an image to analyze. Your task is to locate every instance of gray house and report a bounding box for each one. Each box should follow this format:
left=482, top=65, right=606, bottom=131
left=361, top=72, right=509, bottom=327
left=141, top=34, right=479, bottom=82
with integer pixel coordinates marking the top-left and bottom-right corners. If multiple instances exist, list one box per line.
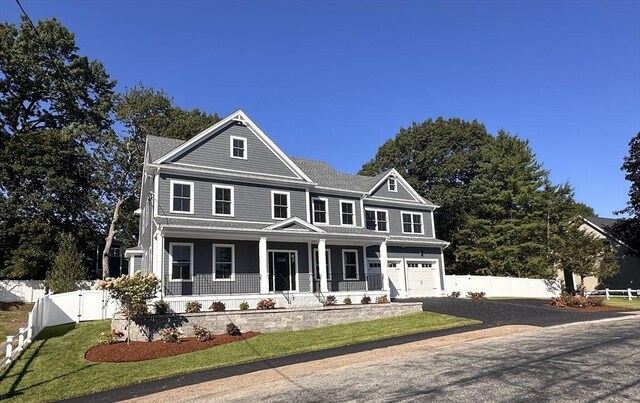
left=126, top=110, right=449, bottom=310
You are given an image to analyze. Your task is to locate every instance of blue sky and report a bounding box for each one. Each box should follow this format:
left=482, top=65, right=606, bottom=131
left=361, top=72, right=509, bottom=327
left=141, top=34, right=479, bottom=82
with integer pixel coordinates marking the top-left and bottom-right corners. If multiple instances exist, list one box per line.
left=2, top=0, right=639, bottom=217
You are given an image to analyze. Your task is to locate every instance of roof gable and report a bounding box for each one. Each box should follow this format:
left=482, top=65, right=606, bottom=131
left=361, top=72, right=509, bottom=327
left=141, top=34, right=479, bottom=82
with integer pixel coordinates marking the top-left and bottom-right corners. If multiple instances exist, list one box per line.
left=367, top=169, right=433, bottom=206
left=264, top=217, right=326, bottom=233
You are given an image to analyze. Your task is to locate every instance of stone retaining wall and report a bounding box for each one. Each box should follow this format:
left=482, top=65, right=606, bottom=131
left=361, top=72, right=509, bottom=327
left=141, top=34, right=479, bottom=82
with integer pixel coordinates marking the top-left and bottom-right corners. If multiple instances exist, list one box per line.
left=113, top=302, right=424, bottom=341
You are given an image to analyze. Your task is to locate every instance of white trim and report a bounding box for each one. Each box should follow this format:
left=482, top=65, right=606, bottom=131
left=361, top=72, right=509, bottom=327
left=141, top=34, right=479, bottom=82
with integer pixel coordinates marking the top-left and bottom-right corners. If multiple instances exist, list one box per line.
left=268, top=249, right=299, bottom=292
left=313, top=247, right=332, bottom=280
left=212, top=243, right=235, bottom=281
left=153, top=174, right=159, bottom=217
left=359, top=197, right=366, bottom=229
left=368, top=169, right=426, bottom=204
left=157, top=215, right=271, bottom=225
left=311, top=196, right=329, bottom=225
left=212, top=184, right=235, bottom=217
left=159, top=162, right=313, bottom=182
left=263, top=216, right=326, bottom=233
left=342, top=249, right=360, bottom=280
left=169, top=179, right=194, bottom=214
left=365, top=196, right=438, bottom=209
left=430, top=210, right=436, bottom=238
left=387, top=176, right=397, bottom=192
left=364, top=208, right=390, bottom=233
left=401, top=211, right=425, bottom=235
left=271, top=190, right=291, bottom=220
left=229, top=135, right=247, bottom=160
left=168, top=242, right=194, bottom=282
left=339, top=200, right=357, bottom=227
left=305, top=189, right=311, bottom=222
left=315, top=186, right=365, bottom=195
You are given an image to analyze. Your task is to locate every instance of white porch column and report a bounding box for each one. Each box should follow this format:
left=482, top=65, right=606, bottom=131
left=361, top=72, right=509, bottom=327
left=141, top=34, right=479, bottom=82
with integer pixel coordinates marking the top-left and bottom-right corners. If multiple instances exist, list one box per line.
left=318, top=239, right=329, bottom=293
left=259, top=237, right=269, bottom=294
left=380, top=239, right=390, bottom=291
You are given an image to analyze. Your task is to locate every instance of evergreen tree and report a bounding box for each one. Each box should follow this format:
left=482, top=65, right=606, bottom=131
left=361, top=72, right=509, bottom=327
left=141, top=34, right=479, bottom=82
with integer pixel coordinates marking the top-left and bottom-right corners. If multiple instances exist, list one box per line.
left=612, top=131, right=640, bottom=254
left=45, top=234, right=87, bottom=293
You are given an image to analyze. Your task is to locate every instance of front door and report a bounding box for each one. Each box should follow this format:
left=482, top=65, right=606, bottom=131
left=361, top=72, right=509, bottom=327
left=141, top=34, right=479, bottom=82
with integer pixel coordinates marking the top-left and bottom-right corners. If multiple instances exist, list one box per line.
left=268, top=251, right=297, bottom=292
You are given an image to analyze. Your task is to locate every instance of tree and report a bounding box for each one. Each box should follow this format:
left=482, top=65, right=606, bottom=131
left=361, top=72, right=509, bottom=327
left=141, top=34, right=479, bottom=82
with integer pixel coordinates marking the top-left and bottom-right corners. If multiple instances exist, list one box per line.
left=612, top=131, right=640, bottom=254
left=45, top=234, right=87, bottom=293
left=0, top=17, right=115, bottom=278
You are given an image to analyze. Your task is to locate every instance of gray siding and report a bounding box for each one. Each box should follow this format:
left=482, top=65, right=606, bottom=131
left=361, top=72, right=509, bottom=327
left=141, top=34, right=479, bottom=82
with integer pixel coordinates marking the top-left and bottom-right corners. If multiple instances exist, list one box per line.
left=267, top=241, right=310, bottom=292
left=309, top=193, right=362, bottom=227
left=311, top=244, right=366, bottom=292
left=370, top=178, right=417, bottom=201
left=158, top=174, right=307, bottom=222
left=363, top=203, right=435, bottom=237
left=170, top=122, right=299, bottom=179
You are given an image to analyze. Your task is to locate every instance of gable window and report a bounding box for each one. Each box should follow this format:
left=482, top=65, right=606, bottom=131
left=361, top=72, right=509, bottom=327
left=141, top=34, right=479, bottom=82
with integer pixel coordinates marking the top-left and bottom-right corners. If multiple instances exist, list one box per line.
left=388, top=176, right=397, bottom=192
left=342, top=250, right=359, bottom=280
left=230, top=136, right=247, bottom=159
left=170, top=180, right=194, bottom=213
left=213, top=244, right=234, bottom=280
left=340, top=200, right=356, bottom=226
left=365, top=209, right=388, bottom=232
left=313, top=248, right=332, bottom=280
left=402, top=212, right=423, bottom=234
left=272, top=191, right=290, bottom=219
left=312, top=197, right=328, bottom=224
left=170, top=243, right=193, bottom=281
left=212, top=185, right=234, bottom=216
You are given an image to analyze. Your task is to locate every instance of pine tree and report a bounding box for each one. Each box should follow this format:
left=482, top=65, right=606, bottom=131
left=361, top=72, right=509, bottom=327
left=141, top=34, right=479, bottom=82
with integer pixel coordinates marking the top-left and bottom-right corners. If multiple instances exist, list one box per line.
left=45, top=234, right=87, bottom=293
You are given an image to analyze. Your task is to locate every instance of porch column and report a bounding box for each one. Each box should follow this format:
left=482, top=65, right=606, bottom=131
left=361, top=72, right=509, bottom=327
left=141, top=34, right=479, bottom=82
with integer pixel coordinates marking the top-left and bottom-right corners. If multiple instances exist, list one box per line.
left=380, top=239, right=390, bottom=291
left=318, top=239, right=329, bottom=293
left=259, top=237, right=269, bottom=294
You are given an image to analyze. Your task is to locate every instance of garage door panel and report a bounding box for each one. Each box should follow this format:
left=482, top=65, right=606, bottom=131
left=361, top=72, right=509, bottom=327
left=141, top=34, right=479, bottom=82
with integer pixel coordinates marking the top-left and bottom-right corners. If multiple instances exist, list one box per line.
left=406, top=260, right=438, bottom=298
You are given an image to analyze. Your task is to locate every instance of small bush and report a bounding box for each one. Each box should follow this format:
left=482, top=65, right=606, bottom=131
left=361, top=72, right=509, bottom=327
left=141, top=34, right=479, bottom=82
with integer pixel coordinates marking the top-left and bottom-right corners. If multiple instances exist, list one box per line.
left=449, top=291, right=461, bottom=298
left=226, top=322, right=242, bottom=336
left=239, top=301, right=250, bottom=310
left=257, top=298, right=276, bottom=309
left=324, top=295, right=337, bottom=306
left=161, top=327, right=182, bottom=343
left=209, top=301, right=226, bottom=312
left=343, top=297, right=352, bottom=305
left=467, top=291, right=486, bottom=300
left=550, top=292, right=605, bottom=308
left=185, top=301, right=202, bottom=313
left=587, top=296, right=605, bottom=307
left=192, top=324, right=213, bottom=342
left=99, top=329, right=124, bottom=345
left=376, top=295, right=389, bottom=304
left=154, top=299, right=170, bottom=315
left=361, top=295, right=371, bottom=304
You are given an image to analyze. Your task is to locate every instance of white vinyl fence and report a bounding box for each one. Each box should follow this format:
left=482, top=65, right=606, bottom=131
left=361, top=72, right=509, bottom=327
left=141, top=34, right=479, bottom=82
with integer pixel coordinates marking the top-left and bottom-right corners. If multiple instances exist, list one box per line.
left=0, top=280, right=47, bottom=302
left=445, top=275, right=562, bottom=298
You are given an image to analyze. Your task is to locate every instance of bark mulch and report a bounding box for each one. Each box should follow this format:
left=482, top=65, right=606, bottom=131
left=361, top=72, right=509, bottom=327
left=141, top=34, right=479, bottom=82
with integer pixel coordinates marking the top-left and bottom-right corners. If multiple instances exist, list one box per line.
left=85, top=332, right=260, bottom=363
left=550, top=305, right=627, bottom=312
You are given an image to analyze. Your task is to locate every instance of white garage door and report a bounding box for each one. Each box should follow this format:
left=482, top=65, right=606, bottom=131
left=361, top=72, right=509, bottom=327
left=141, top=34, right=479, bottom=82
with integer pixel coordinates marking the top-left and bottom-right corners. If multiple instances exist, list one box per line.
left=405, top=261, right=438, bottom=297
left=386, top=260, right=404, bottom=299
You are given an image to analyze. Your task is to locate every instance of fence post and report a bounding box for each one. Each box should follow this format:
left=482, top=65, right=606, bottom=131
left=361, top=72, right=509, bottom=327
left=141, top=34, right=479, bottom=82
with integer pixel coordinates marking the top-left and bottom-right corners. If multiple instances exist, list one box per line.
left=27, top=311, right=34, bottom=341
left=18, top=328, right=25, bottom=348
left=628, top=288, right=632, bottom=301
left=6, top=336, right=13, bottom=362
left=605, top=288, right=610, bottom=300
left=76, top=290, right=83, bottom=323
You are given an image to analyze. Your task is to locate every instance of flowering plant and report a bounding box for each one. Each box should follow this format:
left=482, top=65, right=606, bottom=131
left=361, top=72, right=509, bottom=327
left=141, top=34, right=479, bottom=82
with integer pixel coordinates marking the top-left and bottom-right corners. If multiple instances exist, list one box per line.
left=161, top=327, right=183, bottom=343
left=100, top=329, right=124, bottom=345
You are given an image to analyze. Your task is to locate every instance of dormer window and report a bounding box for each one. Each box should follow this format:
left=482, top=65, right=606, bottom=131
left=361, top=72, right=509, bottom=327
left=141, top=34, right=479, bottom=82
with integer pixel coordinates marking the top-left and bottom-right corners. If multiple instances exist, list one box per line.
left=388, top=176, right=397, bottom=192
left=230, top=136, right=247, bottom=159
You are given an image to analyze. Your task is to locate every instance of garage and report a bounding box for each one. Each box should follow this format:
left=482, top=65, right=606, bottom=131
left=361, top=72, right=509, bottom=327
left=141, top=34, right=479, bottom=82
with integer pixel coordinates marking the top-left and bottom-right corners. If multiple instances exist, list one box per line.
left=369, top=258, right=441, bottom=299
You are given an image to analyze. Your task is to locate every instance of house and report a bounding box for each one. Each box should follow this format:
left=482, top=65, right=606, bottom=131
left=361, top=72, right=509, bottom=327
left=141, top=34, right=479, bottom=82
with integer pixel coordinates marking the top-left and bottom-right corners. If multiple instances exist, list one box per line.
left=558, top=216, right=640, bottom=291
left=125, top=110, right=449, bottom=309
left=95, top=239, right=128, bottom=279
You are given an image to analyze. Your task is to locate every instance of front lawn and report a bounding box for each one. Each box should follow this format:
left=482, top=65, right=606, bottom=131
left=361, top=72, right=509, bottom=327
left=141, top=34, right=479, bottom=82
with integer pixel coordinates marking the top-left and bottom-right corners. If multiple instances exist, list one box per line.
left=0, top=302, right=33, bottom=340
left=0, top=311, right=477, bottom=402
left=604, top=298, right=640, bottom=310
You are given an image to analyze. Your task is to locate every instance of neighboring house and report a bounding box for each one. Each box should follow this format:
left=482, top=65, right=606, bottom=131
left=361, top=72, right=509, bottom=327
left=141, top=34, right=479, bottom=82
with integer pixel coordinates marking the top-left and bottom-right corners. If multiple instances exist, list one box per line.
left=95, top=239, right=128, bottom=279
left=559, top=216, right=640, bottom=291
left=126, top=110, right=449, bottom=308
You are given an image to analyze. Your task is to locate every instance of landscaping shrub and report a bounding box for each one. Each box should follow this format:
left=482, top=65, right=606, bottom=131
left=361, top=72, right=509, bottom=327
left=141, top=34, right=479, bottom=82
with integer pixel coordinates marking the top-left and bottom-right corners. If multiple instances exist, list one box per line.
left=161, top=327, right=182, bottom=343
left=376, top=295, right=389, bottom=304
left=209, top=301, right=226, bottom=312
left=343, top=297, right=352, bottom=305
left=449, top=291, right=461, bottom=298
left=587, top=296, right=605, bottom=307
left=467, top=291, right=486, bottom=300
left=185, top=301, right=202, bottom=313
left=226, top=322, right=242, bottom=336
left=257, top=298, right=276, bottom=309
left=324, top=295, right=337, bottom=306
left=99, top=329, right=124, bottom=345
left=549, top=292, right=605, bottom=308
left=239, top=301, right=250, bottom=310
left=192, top=324, right=213, bottom=342
left=154, top=299, right=170, bottom=315
left=361, top=295, right=371, bottom=304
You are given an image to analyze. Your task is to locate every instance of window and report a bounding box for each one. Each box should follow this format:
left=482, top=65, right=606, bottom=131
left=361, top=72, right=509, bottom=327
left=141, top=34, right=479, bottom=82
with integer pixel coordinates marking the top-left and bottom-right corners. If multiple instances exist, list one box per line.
left=368, top=262, right=381, bottom=268
left=108, top=247, right=121, bottom=257
left=365, top=209, right=388, bottom=232
left=212, top=185, right=234, bottom=216
left=313, top=248, right=332, bottom=280
left=272, top=191, right=290, bottom=219
left=388, top=176, right=397, bottom=192
left=407, top=262, right=419, bottom=268
left=312, top=197, right=328, bottom=224
left=230, top=136, right=247, bottom=159
left=340, top=200, right=356, bottom=226
left=342, top=250, right=359, bottom=280
left=170, top=243, right=192, bottom=281
left=170, top=180, right=193, bottom=213
left=402, top=212, right=423, bottom=234
left=213, top=244, right=234, bottom=280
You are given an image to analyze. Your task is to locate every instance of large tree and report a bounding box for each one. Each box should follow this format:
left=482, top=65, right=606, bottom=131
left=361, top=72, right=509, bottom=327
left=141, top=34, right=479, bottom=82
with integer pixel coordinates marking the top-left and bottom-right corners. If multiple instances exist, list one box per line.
left=0, top=17, right=115, bottom=278
left=612, top=131, right=640, bottom=254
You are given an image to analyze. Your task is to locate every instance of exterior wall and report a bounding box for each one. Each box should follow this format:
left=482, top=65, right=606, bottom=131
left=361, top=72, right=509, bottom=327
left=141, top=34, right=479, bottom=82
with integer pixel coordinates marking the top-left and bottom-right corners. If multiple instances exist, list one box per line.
left=309, top=193, right=362, bottom=227
left=363, top=202, right=435, bottom=237
left=367, top=245, right=445, bottom=290
left=169, top=122, right=299, bottom=178
left=311, top=243, right=367, bottom=292
left=158, top=173, right=307, bottom=222
left=267, top=241, right=311, bottom=292
left=369, top=178, right=416, bottom=201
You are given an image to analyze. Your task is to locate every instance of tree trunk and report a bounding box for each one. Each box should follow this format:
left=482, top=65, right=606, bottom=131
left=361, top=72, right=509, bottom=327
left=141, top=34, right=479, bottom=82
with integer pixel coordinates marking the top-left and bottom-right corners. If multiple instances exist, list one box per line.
left=102, top=198, right=125, bottom=279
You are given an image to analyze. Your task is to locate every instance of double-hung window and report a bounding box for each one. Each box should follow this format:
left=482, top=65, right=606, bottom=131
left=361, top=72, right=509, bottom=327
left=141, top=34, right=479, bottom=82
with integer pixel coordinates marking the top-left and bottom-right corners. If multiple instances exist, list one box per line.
left=213, top=244, right=234, bottom=280
left=365, top=209, right=388, bottom=232
left=230, top=136, right=247, bottom=159
left=342, top=250, right=359, bottom=280
left=402, top=212, right=423, bottom=234
left=312, top=197, right=328, bottom=224
left=388, top=176, right=397, bottom=192
left=170, top=180, right=194, bottom=213
left=212, top=185, right=234, bottom=216
left=340, top=200, right=356, bottom=226
left=170, top=243, right=192, bottom=281
left=313, top=248, right=332, bottom=280
left=272, top=191, right=290, bottom=219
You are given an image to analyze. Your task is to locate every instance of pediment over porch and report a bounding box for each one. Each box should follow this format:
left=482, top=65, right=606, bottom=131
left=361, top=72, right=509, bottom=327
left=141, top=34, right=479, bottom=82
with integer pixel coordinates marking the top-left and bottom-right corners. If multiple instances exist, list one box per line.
left=263, top=217, right=326, bottom=233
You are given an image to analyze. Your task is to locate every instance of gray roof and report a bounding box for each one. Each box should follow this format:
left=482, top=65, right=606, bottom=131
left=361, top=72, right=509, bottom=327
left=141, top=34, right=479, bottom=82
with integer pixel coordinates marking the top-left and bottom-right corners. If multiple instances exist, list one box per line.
left=290, top=157, right=386, bottom=192
left=147, top=135, right=186, bottom=162
left=584, top=216, right=619, bottom=231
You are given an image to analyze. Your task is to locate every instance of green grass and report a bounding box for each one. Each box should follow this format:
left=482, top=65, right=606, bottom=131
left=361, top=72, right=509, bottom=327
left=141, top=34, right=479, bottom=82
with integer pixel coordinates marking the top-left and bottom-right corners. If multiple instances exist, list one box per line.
left=0, top=312, right=477, bottom=402
left=604, top=298, right=640, bottom=310
left=0, top=302, right=33, bottom=340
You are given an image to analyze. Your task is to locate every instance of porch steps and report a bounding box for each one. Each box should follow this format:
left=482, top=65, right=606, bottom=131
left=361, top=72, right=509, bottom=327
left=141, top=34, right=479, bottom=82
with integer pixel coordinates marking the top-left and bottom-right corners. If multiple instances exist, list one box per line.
left=285, top=294, right=324, bottom=309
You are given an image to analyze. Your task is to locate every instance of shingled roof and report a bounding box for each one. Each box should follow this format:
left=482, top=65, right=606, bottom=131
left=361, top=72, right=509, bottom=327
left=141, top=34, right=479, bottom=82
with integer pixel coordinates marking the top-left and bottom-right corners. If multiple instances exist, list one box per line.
left=584, top=216, right=619, bottom=230
left=290, top=157, right=386, bottom=192
left=147, top=135, right=186, bottom=162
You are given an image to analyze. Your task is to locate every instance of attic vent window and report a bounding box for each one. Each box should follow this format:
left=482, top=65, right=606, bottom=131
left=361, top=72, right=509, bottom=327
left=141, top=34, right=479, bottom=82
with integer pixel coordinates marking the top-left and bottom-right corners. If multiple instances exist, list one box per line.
left=230, top=136, right=247, bottom=160
left=388, top=177, right=397, bottom=192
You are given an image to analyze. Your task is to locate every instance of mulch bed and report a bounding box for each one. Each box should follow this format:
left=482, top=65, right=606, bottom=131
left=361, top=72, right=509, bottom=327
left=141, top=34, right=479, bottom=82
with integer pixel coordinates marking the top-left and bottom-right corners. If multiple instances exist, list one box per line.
left=85, top=332, right=260, bottom=363
left=549, top=305, right=627, bottom=312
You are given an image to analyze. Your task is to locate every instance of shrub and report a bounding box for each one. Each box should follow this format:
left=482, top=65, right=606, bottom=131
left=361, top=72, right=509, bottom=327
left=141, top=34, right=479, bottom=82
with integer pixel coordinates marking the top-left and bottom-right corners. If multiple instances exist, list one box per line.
left=587, top=296, right=605, bottom=307
left=46, top=233, right=87, bottom=293
left=449, top=291, right=461, bottom=298
left=154, top=299, right=170, bottom=315
left=257, top=298, right=276, bottom=309
left=192, top=324, right=213, bottom=342
left=161, top=327, right=182, bottom=343
left=99, top=329, right=124, bottom=345
left=324, top=295, right=337, bottom=306
left=226, top=322, right=242, bottom=336
left=239, top=301, right=250, bottom=310
left=550, top=292, right=605, bottom=308
left=209, top=301, right=226, bottom=312
left=376, top=295, right=389, bottom=304
left=343, top=297, right=352, bottom=305
left=361, top=295, right=371, bottom=304
left=467, top=291, right=486, bottom=300
left=185, top=301, right=202, bottom=313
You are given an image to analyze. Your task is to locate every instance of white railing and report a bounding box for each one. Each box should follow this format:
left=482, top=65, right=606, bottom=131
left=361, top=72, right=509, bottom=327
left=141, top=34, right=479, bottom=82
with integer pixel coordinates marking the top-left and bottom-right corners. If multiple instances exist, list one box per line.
left=445, top=274, right=562, bottom=298
left=586, top=288, right=639, bottom=300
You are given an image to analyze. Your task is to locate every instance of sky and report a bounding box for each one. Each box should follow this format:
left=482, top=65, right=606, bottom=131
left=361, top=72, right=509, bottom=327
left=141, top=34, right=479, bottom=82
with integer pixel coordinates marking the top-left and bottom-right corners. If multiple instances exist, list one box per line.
left=2, top=0, right=639, bottom=217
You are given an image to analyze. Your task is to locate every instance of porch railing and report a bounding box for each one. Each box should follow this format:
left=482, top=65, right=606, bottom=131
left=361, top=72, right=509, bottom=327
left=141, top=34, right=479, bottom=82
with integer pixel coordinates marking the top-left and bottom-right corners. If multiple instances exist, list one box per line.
left=313, top=279, right=326, bottom=304
left=164, top=273, right=261, bottom=296
left=278, top=274, right=294, bottom=304
left=366, top=274, right=383, bottom=291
